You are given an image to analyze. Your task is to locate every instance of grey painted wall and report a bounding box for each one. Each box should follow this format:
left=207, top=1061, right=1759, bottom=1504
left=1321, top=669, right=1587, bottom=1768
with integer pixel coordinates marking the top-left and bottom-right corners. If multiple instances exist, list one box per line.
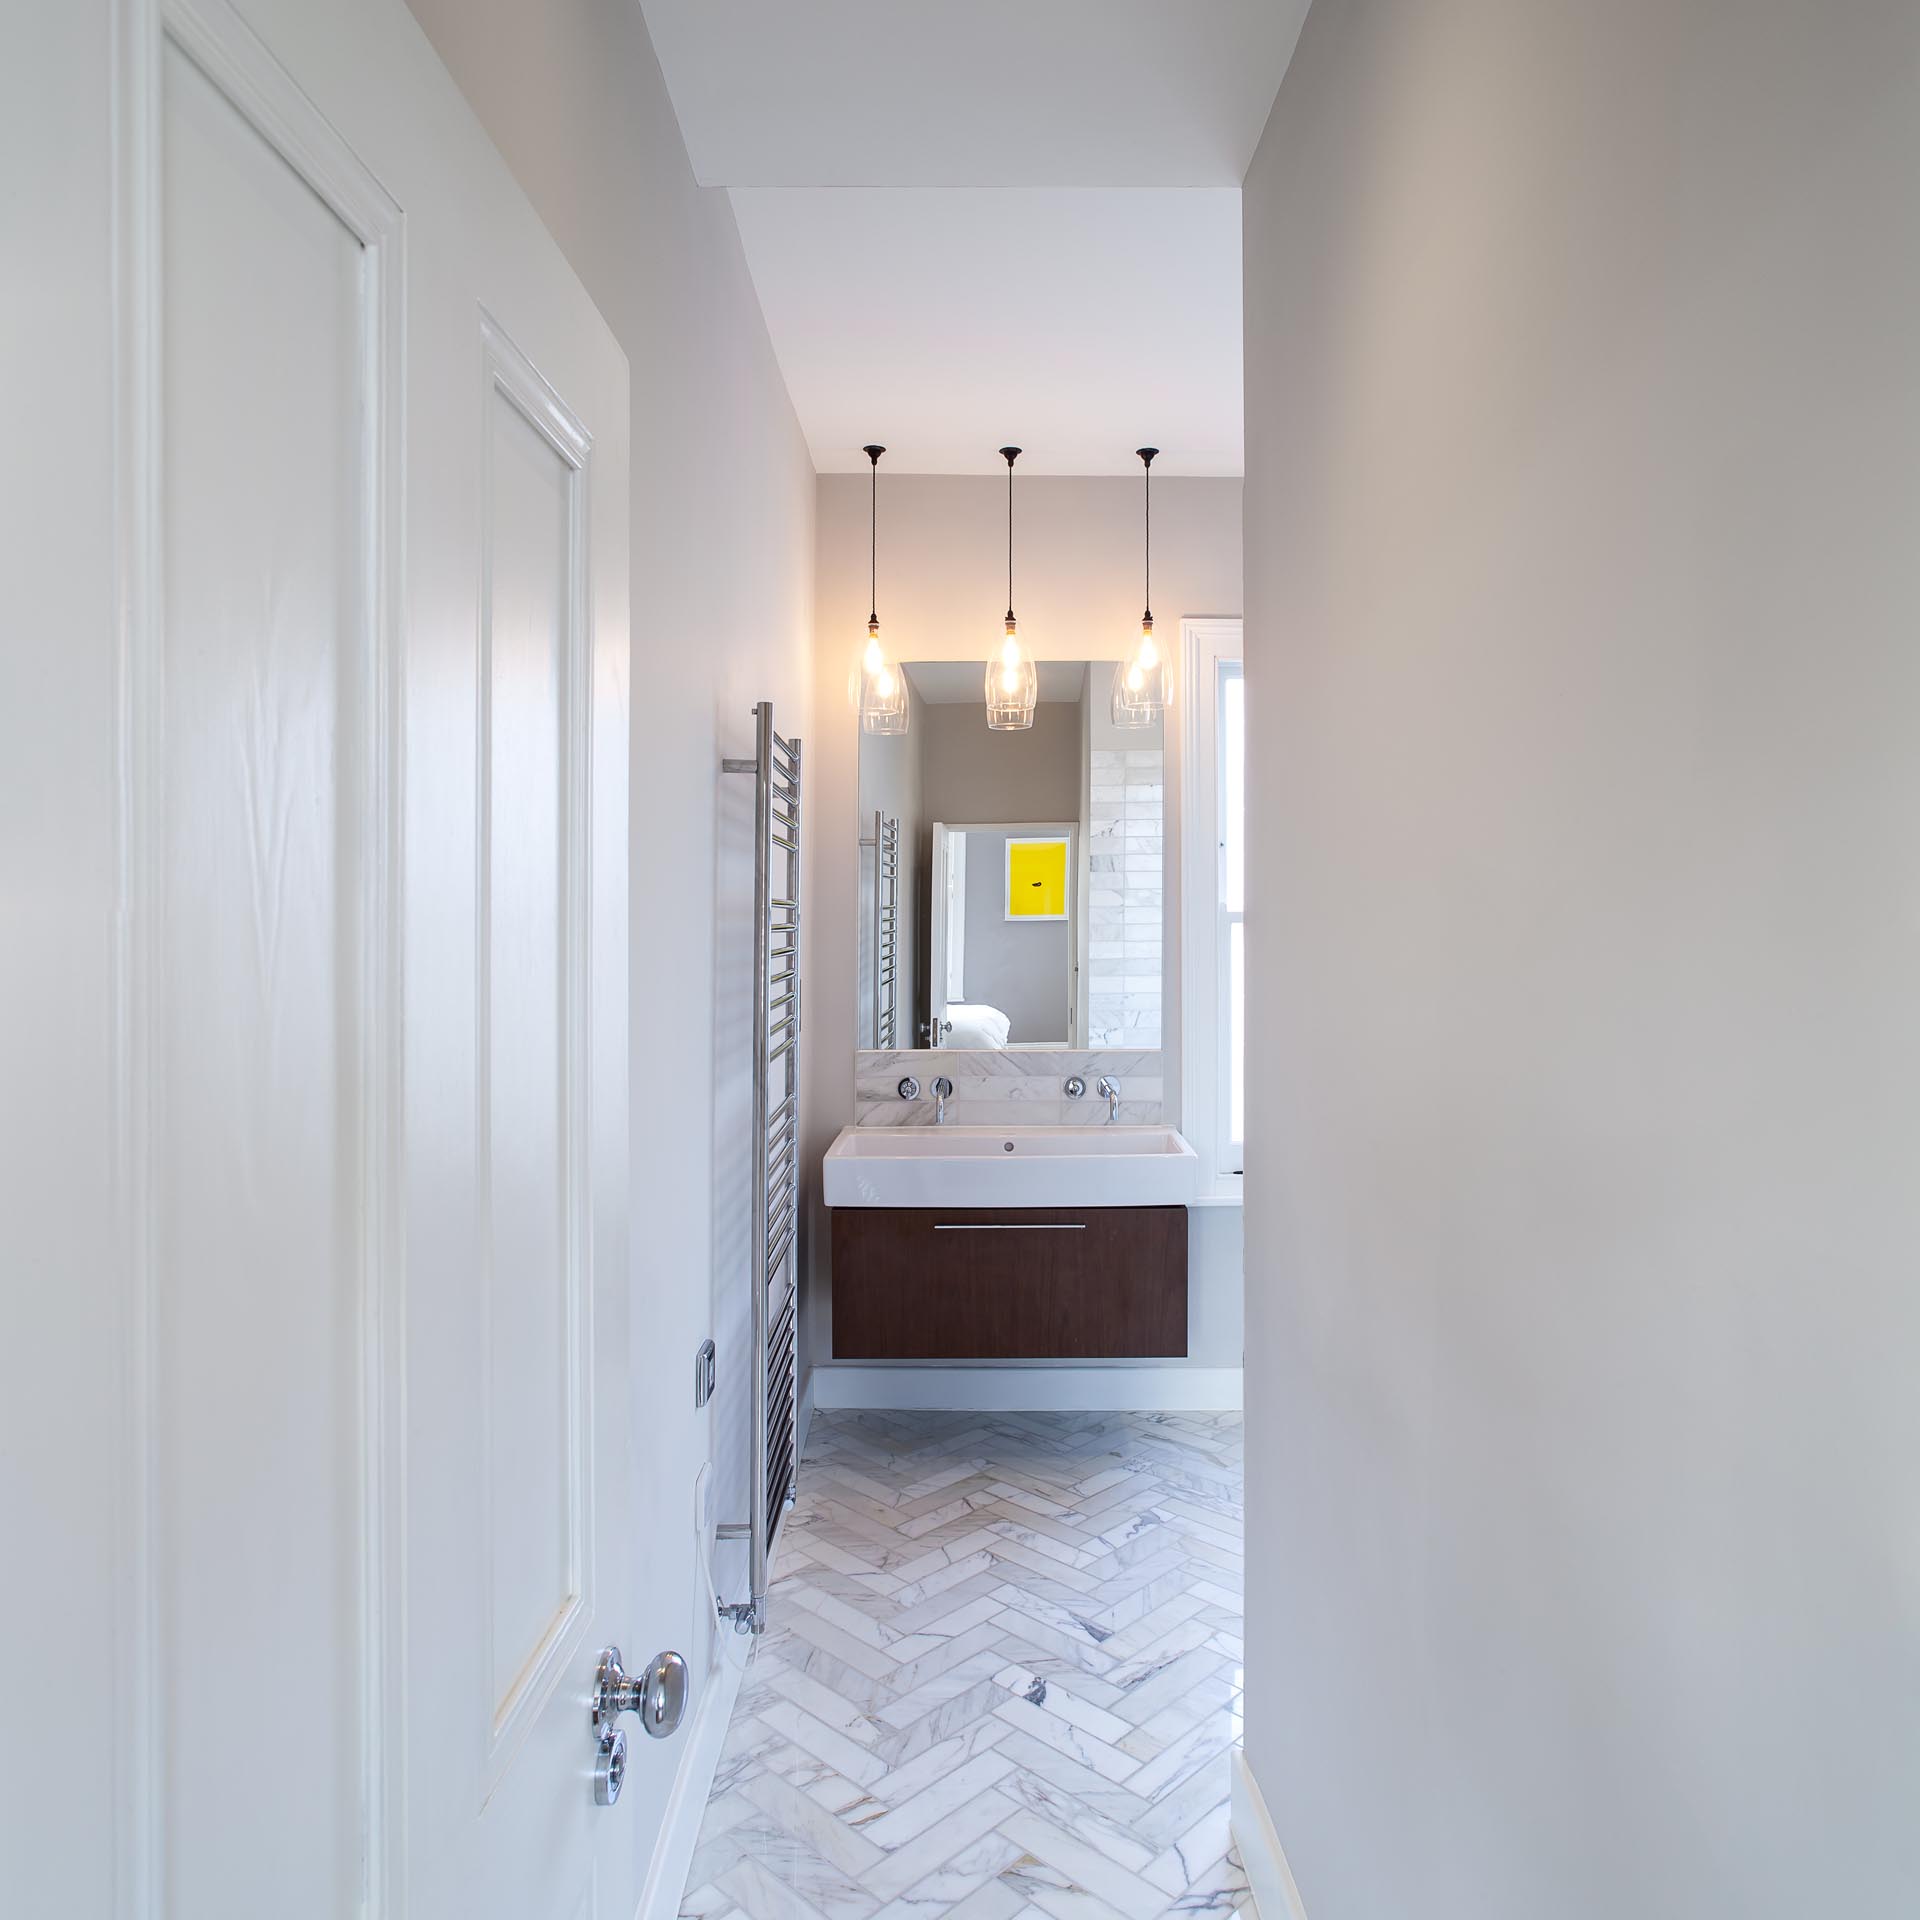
left=959, top=828, right=1073, bottom=1042
left=1241, top=3, right=1920, bottom=1916
left=919, top=698, right=1084, bottom=823
left=919, top=697, right=1083, bottom=1042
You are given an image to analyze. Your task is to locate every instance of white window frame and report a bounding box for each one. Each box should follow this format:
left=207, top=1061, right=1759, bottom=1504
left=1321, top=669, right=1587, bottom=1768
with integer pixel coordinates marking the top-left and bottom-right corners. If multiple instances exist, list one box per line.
left=1180, top=617, right=1244, bottom=1200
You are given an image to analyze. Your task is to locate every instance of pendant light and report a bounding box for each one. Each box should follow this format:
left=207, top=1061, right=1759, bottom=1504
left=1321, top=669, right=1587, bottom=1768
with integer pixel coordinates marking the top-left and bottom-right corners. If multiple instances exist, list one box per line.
left=986, top=445, right=1038, bottom=730
left=1111, top=446, right=1170, bottom=728
left=858, top=443, right=908, bottom=735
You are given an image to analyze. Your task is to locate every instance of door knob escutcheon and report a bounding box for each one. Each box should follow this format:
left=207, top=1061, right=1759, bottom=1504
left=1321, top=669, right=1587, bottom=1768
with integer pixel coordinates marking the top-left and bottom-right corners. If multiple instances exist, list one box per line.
left=593, top=1727, right=628, bottom=1806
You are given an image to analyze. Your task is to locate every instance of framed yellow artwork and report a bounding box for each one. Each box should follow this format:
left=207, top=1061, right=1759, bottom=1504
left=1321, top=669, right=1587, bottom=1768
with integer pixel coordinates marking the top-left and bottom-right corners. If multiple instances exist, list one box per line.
left=1005, top=834, right=1070, bottom=920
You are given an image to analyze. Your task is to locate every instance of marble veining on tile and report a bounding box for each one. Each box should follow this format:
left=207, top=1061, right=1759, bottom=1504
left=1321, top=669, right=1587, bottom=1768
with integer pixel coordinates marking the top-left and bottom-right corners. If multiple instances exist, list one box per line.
left=678, top=1409, right=1247, bottom=1920
left=853, top=1050, right=1165, bottom=1127
left=1086, top=748, right=1165, bottom=1050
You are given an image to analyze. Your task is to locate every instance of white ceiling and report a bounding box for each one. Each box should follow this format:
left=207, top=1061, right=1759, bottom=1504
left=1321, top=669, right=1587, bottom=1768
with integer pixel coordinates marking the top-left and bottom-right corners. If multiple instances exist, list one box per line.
left=727, top=188, right=1242, bottom=475
left=638, top=1, right=1309, bottom=189
left=638, top=2, right=1308, bottom=476
left=906, top=660, right=1093, bottom=706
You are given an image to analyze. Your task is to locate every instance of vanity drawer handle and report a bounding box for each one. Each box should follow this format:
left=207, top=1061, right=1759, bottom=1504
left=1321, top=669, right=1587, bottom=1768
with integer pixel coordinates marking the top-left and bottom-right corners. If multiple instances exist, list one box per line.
left=932, top=1222, right=1087, bottom=1231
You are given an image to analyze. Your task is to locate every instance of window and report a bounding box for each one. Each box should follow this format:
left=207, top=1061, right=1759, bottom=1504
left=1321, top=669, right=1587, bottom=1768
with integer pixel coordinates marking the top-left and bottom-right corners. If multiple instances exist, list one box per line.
left=1181, top=619, right=1245, bottom=1197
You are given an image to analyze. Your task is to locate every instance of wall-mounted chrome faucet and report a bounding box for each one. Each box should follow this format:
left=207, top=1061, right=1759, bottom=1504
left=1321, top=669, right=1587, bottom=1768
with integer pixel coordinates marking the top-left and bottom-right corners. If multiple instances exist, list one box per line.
left=931, top=1076, right=954, bottom=1126
left=1096, top=1074, right=1120, bottom=1123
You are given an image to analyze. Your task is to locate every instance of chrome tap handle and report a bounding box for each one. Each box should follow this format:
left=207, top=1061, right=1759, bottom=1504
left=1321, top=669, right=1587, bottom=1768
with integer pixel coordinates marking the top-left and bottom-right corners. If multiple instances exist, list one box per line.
left=1096, top=1074, right=1120, bottom=1122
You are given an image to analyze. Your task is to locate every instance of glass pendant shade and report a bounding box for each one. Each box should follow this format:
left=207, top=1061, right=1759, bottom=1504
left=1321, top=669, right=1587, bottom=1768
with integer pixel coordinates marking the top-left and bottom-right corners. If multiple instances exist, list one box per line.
left=860, top=620, right=909, bottom=735
left=1110, top=616, right=1170, bottom=728
left=985, top=619, right=1037, bottom=730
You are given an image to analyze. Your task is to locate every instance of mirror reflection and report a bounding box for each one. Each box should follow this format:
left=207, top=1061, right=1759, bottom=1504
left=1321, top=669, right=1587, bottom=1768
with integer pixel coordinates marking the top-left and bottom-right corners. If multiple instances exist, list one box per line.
left=858, top=661, right=1163, bottom=1051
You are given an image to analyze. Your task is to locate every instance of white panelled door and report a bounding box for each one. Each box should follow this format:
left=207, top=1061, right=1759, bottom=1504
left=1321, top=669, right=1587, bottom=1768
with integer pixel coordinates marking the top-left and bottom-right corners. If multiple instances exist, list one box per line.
left=3, top=0, right=649, bottom=1915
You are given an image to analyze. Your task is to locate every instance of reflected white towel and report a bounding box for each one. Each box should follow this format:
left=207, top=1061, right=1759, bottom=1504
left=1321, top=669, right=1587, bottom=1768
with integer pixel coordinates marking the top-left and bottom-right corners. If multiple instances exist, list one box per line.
left=943, top=1002, right=1012, bottom=1050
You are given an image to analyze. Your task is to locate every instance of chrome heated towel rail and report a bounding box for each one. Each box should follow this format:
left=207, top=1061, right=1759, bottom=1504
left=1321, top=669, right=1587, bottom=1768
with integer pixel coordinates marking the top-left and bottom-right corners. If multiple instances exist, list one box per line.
left=718, top=702, right=802, bottom=1634
left=861, top=808, right=900, bottom=1048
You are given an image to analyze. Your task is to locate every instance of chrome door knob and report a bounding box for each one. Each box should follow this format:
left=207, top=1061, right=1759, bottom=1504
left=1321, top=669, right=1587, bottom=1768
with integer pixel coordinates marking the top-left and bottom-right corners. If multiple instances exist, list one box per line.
left=593, top=1646, right=689, bottom=1742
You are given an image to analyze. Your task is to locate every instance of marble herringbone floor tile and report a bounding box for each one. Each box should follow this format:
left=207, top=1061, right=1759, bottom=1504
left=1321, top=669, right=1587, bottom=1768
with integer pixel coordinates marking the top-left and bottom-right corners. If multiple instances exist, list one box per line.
left=679, top=1410, right=1248, bottom=1920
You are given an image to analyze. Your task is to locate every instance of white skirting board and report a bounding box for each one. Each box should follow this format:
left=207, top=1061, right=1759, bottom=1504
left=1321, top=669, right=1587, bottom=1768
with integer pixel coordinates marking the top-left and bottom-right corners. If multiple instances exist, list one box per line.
left=641, top=1365, right=820, bottom=1919
left=1231, top=1748, right=1311, bottom=1920
left=635, top=1643, right=748, bottom=1920
left=810, top=1365, right=1243, bottom=1412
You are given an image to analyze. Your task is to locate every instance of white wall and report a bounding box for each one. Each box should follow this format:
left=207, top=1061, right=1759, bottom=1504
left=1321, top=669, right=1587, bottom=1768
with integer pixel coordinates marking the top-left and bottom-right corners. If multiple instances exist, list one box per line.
left=402, top=0, right=816, bottom=1869
left=810, top=474, right=1243, bottom=1380
left=1241, top=3, right=1920, bottom=1916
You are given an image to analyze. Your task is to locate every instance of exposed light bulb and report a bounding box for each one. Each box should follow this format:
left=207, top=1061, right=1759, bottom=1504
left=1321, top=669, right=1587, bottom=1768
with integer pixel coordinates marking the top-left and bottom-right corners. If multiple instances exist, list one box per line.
left=1126, top=662, right=1145, bottom=692
left=858, top=616, right=907, bottom=736
left=1138, top=631, right=1159, bottom=670
left=985, top=618, right=1036, bottom=730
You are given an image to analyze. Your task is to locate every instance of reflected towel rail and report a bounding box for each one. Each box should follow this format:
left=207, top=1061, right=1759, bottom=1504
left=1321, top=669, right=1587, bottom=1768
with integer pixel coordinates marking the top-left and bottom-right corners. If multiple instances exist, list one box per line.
left=861, top=808, right=901, bottom=1047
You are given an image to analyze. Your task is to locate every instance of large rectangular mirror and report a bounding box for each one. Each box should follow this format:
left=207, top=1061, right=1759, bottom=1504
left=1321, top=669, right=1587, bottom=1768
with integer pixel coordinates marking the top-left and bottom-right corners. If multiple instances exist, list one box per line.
left=857, top=661, right=1163, bottom=1051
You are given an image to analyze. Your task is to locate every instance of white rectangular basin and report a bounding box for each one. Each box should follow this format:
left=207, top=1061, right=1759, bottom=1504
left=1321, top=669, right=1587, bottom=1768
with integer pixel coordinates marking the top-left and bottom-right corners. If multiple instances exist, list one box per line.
left=823, top=1124, right=1199, bottom=1210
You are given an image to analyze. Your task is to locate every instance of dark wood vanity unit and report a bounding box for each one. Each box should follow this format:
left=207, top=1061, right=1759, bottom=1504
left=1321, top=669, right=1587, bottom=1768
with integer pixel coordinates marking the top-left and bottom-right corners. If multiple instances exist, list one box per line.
left=830, top=1206, right=1188, bottom=1359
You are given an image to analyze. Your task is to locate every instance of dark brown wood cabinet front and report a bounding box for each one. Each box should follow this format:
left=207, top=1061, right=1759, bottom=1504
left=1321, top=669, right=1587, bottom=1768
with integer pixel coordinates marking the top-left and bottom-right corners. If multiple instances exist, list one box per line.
left=830, top=1206, right=1188, bottom=1359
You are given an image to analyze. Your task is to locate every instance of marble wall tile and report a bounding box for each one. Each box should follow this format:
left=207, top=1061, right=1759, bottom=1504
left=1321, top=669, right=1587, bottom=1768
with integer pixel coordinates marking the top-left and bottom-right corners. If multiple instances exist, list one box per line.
left=1087, top=748, right=1165, bottom=1048
left=852, top=1049, right=1164, bottom=1127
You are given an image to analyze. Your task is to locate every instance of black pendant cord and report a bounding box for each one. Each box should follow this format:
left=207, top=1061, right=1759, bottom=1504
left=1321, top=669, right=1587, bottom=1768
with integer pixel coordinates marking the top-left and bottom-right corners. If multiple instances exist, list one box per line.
left=1000, top=446, right=1021, bottom=625
left=1138, top=446, right=1159, bottom=627
left=863, top=444, right=884, bottom=628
